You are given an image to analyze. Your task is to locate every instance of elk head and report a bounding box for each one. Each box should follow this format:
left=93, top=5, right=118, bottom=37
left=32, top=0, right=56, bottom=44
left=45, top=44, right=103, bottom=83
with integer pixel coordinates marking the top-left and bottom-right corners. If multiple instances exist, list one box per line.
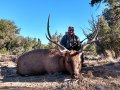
left=46, top=15, right=99, bottom=79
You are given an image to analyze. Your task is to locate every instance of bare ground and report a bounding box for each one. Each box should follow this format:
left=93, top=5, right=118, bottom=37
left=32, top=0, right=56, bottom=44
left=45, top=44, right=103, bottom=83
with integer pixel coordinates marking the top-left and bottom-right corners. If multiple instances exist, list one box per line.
left=0, top=55, right=120, bottom=90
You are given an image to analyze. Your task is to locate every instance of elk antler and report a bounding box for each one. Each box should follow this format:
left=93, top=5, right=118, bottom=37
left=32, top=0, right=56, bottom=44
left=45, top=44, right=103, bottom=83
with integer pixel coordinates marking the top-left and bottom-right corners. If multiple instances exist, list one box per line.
left=47, top=15, right=52, bottom=39
left=46, top=15, right=69, bottom=53
left=78, top=24, right=99, bottom=53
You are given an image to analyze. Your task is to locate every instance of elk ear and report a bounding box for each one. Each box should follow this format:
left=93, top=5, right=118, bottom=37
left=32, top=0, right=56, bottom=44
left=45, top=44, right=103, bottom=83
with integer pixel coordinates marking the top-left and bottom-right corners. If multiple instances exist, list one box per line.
left=58, top=46, right=70, bottom=56
left=59, top=50, right=70, bottom=56
left=64, top=51, right=70, bottom=57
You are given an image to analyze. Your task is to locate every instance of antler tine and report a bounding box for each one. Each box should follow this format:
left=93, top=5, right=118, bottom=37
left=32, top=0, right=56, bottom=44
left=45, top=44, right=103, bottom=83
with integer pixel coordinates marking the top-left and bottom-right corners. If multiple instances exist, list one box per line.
left=89, top=25, right=99, bottom=43
left=47, top=15, right=52, bottom=39
left=46, top=15, right=69, bottom=51
left=46, top=34, right=67, bottom=50
left=87, top=17, right=99, bottom=43
left=80, top=37, right=87, bottom=43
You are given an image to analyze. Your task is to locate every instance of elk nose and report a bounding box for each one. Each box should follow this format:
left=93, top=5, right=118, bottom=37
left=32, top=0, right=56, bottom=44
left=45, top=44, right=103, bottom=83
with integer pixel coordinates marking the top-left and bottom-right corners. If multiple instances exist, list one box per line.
left=72, top=72, right=78, bottom=79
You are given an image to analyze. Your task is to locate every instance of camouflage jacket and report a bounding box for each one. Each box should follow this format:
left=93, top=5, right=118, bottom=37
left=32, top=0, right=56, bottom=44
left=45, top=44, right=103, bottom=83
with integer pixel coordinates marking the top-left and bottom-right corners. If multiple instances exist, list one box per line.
left=60, top=32, right=80, bottom=50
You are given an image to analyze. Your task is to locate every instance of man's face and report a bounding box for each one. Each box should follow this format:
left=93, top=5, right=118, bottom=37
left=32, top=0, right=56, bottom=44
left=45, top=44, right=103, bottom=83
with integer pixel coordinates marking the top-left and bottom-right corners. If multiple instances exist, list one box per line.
left=68, top=29, right=74, bottom=36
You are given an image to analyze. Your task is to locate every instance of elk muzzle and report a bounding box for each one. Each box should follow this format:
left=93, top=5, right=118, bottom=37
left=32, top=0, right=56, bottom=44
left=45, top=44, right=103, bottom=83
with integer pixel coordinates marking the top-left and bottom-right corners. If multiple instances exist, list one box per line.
left=71, top=72, right=80, bottom=79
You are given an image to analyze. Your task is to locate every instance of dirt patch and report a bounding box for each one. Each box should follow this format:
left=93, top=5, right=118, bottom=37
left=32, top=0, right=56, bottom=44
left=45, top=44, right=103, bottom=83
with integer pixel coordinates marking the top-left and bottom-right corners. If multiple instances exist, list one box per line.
left=0, top=56, right=120, bottom=90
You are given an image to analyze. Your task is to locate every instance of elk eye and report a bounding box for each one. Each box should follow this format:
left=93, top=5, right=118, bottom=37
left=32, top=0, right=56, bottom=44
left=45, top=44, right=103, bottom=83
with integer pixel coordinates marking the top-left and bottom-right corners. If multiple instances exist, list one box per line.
left=67, top=60, right=71, bottom=64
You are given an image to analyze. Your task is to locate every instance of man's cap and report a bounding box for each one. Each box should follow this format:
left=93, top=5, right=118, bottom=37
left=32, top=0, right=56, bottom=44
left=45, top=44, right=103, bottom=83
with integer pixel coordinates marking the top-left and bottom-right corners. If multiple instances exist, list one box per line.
left=68, top=26, right=74, bottom=30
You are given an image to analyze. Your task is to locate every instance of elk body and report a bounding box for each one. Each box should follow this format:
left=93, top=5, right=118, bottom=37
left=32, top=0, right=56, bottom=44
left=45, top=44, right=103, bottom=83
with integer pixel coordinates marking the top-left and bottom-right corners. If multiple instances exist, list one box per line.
left=17, top=49, right=82, bottom=78
left=17, top=16, right=99, bottom=78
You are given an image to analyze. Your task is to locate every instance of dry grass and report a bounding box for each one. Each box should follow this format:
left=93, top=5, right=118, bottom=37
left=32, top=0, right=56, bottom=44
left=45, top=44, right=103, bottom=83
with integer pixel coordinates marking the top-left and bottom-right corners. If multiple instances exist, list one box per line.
left=0, top=55, right=120, bottom=90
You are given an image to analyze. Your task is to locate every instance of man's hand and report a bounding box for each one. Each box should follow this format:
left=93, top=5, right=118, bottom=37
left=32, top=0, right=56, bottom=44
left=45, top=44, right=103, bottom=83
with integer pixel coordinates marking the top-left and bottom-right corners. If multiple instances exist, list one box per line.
left=77, top=40, right=81, bottom=46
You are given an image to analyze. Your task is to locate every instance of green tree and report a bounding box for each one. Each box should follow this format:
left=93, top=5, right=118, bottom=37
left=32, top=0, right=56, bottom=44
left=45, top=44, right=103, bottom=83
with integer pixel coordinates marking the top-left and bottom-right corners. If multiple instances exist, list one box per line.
left=90, top=0, right=120, bottom=58
left=0, top=19, right=20, bottom=54
left=90, top=0, right=120, bottom=6
left=0, top=19, right=46, bottom=55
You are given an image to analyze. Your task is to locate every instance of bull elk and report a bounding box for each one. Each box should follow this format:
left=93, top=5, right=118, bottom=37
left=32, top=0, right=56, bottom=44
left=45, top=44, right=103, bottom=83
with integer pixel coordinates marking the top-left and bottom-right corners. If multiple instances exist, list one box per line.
left=17, top=16, right=99, bottom=79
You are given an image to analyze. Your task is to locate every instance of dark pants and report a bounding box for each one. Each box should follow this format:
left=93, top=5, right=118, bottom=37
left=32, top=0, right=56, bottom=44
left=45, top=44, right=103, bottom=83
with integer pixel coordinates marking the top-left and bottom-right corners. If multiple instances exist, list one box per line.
left=81, top=53, right=84, bottom=63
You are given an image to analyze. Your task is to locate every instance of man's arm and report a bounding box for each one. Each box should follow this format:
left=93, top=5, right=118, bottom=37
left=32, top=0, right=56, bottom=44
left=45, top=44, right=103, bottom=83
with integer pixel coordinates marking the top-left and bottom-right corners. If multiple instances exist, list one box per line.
left=60, top=35, right=67, bottom=47
left=75, top=35, right=81, bottom=46
left=77, top=40, right=81, bottom=46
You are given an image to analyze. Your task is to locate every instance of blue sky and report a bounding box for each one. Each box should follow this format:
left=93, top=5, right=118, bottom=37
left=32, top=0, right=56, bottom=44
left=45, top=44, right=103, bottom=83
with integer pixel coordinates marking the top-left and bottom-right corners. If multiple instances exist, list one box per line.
left=0, top=0, right=106, bottom=44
